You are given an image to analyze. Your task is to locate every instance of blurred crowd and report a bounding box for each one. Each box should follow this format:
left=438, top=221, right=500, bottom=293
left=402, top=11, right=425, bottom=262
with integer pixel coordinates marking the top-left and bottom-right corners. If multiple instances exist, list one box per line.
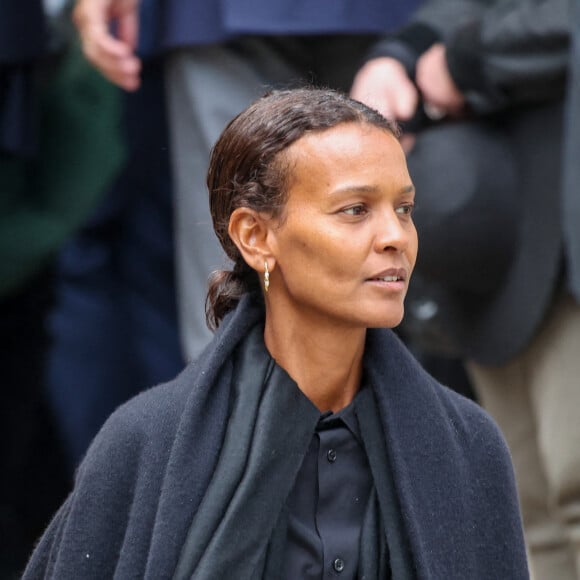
left=1, top=0, right=578, bottom=578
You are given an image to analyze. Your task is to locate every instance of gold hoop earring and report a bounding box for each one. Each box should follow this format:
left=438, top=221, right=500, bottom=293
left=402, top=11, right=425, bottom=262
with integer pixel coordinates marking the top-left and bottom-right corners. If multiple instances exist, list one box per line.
left=264, top=261, right=270, bottom=293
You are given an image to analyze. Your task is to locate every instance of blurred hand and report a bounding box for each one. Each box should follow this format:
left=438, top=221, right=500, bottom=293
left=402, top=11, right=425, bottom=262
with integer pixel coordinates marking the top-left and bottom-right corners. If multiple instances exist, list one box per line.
left=351, top=57, right=420, bottom=123
left=415, top=43, right=466, bottom=118
left=73, top=0, right=142, bottom=91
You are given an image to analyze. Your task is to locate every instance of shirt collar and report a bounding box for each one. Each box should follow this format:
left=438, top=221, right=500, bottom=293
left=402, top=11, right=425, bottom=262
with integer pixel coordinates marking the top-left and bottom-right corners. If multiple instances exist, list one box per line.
left=316, top=384, right=368, bottom=444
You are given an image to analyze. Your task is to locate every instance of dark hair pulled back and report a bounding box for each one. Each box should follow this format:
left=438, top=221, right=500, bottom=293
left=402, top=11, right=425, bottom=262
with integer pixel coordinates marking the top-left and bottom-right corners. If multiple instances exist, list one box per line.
left=205, top=87, right=399, bottom=329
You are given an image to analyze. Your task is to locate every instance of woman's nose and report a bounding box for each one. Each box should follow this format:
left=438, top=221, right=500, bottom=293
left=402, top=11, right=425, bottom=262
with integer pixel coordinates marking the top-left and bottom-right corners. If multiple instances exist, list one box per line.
left=374, top=210, right=414, bottom=253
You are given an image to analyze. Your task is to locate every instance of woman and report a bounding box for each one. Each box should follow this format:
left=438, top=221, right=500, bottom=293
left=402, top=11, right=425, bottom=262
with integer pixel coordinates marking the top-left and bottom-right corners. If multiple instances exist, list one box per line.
left=24, top=88, right=528, bottom=579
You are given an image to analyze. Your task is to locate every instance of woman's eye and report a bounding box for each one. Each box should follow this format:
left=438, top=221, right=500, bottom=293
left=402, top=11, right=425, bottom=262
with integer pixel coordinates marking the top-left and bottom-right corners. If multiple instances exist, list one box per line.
left=342, top=204, right=368, bottom=216
left=396, top=203, right=414, bottom=216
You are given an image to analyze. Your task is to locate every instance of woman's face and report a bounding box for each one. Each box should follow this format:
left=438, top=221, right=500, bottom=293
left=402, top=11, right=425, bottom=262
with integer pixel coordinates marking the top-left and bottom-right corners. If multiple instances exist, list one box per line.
left=267, top=122, right=418, bottom=330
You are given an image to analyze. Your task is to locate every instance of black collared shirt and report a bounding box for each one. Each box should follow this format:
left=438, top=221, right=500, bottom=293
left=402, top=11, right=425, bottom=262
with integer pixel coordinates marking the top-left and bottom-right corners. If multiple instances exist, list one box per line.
left=284, top=394, right=373, bottom=579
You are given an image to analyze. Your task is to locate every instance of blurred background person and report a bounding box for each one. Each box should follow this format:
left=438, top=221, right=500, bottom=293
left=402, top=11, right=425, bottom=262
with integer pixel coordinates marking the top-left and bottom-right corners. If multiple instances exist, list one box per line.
left=352, top=0, right=578, bottom=577
left=45, top=0, right=185, bottom=471
left=1, top=0, right=125, bottom=575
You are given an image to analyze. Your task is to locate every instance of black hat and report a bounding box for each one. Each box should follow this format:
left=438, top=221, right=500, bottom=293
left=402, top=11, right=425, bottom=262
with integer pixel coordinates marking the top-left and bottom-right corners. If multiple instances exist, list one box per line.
left=403, top=103, right=564, bottom=365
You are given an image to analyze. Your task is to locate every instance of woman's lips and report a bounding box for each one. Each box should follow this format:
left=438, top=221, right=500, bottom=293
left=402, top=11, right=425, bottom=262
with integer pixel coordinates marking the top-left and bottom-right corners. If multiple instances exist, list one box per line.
left=366, top=268, right=407, bottom=283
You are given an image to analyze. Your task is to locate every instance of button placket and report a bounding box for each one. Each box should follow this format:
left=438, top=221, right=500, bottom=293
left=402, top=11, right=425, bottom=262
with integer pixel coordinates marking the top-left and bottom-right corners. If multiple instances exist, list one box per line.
left=316, top=424, right=363, bottom=579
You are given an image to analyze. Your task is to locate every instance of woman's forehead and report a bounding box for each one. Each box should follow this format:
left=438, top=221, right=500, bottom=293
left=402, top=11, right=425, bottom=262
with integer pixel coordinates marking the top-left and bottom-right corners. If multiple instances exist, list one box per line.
left=287, top=122, right=397, bottom=157
left=286, top=123, right=404, bottom=175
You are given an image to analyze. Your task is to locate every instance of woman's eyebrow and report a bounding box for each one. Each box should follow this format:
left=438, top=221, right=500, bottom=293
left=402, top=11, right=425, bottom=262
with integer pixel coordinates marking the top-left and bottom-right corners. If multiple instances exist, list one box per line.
left=329, top=183, right=415, bottom=196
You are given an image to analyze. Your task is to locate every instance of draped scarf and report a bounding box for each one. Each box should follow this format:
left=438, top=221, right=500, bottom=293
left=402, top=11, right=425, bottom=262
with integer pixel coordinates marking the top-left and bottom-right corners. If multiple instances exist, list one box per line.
left=173, top=323, right=415, bottom=579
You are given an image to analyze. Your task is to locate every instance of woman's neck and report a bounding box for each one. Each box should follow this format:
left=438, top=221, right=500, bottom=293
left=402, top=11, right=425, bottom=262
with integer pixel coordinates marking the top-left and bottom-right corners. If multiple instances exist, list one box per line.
left=263, top=313, right=366, bottom=413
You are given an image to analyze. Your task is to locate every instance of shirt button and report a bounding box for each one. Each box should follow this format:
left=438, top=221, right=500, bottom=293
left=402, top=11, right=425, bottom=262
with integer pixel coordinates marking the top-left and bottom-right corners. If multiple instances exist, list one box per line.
left=333, top=557, right=345, bottom=573
left=327, top=448, right=337, bottom=463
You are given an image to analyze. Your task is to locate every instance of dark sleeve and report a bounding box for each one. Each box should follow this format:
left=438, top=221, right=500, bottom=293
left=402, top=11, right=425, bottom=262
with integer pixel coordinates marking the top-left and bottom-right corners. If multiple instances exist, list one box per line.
left=363, top=0, right=487, bottom=77
left=445, top=0, right=571, bottom=112
left=364, top=0, right=571, bottom=113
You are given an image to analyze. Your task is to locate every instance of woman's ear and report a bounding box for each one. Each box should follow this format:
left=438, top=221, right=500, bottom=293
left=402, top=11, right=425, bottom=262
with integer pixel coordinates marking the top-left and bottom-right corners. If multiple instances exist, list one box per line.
left=228, top=207, right=275, bottom=272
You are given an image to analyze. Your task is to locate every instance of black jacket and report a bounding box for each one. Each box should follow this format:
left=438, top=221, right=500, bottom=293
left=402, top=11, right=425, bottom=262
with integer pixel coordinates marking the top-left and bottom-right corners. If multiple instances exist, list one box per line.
left=23, top=295, right=528, bottom=579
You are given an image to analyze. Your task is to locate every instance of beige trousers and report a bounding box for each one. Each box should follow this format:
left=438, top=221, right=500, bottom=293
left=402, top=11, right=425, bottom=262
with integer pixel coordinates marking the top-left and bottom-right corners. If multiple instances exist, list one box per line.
left=467, top=292, right=580, bottom=580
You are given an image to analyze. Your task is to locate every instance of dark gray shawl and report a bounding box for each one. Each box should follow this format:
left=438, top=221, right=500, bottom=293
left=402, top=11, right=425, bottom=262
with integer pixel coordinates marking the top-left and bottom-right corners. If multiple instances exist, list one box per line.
left=23, top=294, right=529, bottom=579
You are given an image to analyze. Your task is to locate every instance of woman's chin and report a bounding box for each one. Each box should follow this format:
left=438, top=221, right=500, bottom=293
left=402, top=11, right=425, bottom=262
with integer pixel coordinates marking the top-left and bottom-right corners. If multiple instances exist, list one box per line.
left=366, top=308, right=405, bottom=329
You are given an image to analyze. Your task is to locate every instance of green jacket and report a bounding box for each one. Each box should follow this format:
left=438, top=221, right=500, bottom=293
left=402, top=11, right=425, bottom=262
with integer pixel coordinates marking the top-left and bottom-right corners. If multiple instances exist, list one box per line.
left=0, top=44, right=125, bottom=297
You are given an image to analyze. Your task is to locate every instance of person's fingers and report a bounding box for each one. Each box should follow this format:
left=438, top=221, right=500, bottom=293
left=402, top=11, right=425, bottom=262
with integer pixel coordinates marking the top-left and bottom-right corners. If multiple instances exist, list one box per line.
left=73, top=0, right=141, bottom=91
left=116, top=9, right=139, bottom=52
left=81, top=31, right=141, bottom=89
left=350, top=64, right=395, bottom=118
left=392, top=79, right=420, bottom=121
left=415, top=44, right=465, bottom=114
left=422, top=102, right=446, bottom=121
left=400, top=133, right=416, bottom=154
left=351, top=57, right=419, bottom=122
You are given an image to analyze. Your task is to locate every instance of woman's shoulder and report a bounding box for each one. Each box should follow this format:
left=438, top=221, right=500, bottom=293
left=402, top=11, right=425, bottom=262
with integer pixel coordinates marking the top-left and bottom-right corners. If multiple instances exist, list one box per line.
left=425, top=373, right=516, bottom=481
left=368, top=327, right=509, bottom=454
left=432, top=379, right=506, bottom=443
left=84, top=362, right=200, bottom=459
left=396, top=344, right=519, bottom=501
left=21, top=362, right=212, bottom=579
